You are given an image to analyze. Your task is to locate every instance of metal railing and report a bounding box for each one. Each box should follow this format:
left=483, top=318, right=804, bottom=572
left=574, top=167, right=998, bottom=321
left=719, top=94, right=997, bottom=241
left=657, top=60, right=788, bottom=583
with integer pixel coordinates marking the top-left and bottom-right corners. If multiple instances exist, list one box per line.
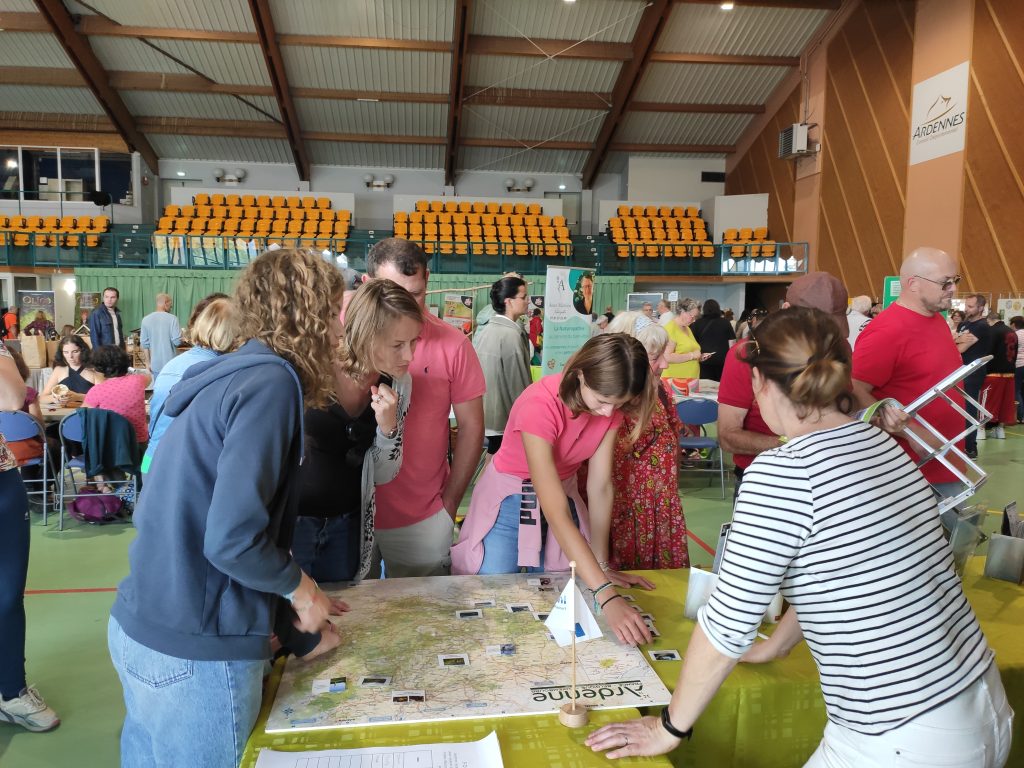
left=0, top=231, right=809, bottom=277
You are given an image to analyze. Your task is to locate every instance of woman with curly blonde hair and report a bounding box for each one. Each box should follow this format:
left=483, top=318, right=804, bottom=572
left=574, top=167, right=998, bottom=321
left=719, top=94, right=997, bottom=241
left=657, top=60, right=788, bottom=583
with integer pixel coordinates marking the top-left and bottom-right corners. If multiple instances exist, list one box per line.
left=107, top=249, right=345, bottom=768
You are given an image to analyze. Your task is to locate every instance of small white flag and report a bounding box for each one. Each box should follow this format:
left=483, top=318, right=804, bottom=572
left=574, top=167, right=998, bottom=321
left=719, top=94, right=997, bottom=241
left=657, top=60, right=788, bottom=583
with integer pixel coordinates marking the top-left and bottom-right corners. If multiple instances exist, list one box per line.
left=544, top=581, right=603, bottom=647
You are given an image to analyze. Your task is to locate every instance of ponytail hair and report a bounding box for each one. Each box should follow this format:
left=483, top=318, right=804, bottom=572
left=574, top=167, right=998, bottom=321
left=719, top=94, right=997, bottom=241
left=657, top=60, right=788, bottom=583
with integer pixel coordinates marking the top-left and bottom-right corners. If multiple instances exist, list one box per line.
left=559, top=333, right=656, bottom=443
left=739, top=306, right=852, bottom=416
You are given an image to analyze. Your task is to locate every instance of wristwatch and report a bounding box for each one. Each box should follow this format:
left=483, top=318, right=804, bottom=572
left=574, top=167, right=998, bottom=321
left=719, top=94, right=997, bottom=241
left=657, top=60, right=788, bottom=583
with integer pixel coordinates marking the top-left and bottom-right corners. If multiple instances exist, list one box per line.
left=382, top=424, right=399, bottom=439
left=660, top=708, right=694, bottom=740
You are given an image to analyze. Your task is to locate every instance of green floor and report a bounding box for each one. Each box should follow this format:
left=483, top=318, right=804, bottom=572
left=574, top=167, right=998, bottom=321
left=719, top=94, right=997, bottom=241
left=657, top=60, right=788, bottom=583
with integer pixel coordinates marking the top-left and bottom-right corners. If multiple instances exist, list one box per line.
left=3, top=427, right=1022, bottom=767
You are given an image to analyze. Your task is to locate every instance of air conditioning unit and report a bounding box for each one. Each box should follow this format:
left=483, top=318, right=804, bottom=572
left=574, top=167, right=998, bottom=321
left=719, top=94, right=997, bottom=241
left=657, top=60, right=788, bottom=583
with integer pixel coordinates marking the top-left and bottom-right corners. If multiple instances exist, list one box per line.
left=778, top=123, right=815, bottom=160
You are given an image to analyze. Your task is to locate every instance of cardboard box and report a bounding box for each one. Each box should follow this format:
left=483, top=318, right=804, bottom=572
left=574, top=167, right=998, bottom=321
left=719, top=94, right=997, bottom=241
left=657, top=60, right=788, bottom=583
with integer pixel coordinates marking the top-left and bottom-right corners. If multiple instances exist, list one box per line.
left=19, top=335, right=47, bottom=368
left=45, top=340, right=59, bottom=366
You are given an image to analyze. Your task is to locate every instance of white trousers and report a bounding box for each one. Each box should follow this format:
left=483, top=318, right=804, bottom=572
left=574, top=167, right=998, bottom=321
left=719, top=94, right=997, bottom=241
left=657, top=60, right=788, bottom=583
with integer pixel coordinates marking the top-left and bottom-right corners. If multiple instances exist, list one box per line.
left=370, top=507, right=454, bottom=578
left=805, top=662, right=1013, bottom=768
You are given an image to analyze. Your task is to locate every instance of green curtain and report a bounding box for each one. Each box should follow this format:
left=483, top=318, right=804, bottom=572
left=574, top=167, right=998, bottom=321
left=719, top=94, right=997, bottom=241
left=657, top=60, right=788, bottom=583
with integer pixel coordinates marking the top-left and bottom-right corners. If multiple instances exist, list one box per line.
left=75, top=268, right=241, bottom=330
left=75, top=269, right=635, bottom=331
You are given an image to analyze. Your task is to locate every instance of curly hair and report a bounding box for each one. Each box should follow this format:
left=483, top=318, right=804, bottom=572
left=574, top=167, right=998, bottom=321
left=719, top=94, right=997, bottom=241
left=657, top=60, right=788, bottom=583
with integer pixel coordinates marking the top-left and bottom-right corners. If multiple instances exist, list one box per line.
left=234, top=249, right=345, bottom=409
left=90, top=345, right=131, bottom=378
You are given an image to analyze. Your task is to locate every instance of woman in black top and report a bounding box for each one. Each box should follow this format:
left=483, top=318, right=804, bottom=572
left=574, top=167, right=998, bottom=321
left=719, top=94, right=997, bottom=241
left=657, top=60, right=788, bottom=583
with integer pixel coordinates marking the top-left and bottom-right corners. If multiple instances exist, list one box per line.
left=691, top=299, right=735, bottom=382
left=40, top=335, right=100, bottom=406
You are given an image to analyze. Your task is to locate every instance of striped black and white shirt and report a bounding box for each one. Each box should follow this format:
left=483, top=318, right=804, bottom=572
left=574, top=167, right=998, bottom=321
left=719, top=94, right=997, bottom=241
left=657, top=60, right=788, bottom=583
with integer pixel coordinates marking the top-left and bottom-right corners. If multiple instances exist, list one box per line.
left=698, top=420, right=992, bottom=735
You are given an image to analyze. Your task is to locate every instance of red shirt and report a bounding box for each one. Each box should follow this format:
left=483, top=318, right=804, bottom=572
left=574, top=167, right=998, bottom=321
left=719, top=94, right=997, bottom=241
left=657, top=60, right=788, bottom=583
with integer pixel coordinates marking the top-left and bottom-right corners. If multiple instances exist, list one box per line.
left=717, top=339, right=773, bottom=469
left=852, top=302, right=964, bottom=484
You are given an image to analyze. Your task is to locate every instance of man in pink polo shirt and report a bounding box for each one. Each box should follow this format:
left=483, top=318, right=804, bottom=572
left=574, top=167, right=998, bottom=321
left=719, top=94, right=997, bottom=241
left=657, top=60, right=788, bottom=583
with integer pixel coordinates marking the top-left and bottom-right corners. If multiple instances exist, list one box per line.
left=366, top=238, right=486, bottom=577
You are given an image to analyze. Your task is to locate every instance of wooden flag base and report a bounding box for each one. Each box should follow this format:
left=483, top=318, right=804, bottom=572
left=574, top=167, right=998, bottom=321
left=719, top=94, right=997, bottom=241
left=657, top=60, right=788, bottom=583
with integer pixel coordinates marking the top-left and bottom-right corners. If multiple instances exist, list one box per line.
left=559, top=702, right=589, bottom=728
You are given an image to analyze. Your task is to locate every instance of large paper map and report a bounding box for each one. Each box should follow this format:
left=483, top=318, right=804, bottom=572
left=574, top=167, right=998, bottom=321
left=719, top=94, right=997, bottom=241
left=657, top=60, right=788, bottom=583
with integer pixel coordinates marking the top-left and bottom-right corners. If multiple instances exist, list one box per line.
left=266, top=573, right=671, bottom=732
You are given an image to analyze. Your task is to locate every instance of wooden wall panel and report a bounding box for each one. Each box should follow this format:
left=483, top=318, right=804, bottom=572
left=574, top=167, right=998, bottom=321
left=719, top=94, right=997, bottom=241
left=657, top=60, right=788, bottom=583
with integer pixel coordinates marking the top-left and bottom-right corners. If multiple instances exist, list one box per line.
left=960, top=0, right=1024, bottom=296
left=725, top=86, right=798, bottom=244
left=817, top=0, right=915, bottom=297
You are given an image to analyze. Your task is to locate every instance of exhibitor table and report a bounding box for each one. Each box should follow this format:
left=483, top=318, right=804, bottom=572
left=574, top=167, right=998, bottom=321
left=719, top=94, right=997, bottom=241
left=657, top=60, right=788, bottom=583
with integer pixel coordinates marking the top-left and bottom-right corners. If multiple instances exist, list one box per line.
left=242, top=560, right=1022, bottom=768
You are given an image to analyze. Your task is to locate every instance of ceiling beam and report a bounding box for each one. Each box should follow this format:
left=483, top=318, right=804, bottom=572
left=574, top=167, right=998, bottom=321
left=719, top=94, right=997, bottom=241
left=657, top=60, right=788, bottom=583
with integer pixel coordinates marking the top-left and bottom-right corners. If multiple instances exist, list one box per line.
left=677, top=0, right=840, bottom=9
left=467, top=35, right=631, bottom=61
left=276, top=34, right=450, bottom=51
left=581, top=0, right=674, bottom=188
left=31, top=0, right=159, bottom=172
left=648, top=51, right=799, bottom=67
left=445, top=0, right=473, bottom=186
left=247, top=0, right=309, bottom=180
left=1, top=112, right=733, bottom=154
left=630, top=101, right=764, bottom=114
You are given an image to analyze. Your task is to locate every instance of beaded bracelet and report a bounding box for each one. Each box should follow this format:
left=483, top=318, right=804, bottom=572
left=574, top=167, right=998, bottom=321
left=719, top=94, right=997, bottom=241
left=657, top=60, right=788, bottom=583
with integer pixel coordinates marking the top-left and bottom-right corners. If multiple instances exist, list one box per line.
left=592, top=581, right=614, bottom=597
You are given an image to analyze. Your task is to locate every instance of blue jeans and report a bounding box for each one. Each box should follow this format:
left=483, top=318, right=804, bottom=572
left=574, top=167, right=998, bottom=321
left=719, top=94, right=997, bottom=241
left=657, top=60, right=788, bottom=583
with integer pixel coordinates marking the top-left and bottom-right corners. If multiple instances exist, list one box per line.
left=479, top=493, right=579, bottom=574
left=291, top=513, right=359, bottom=583
left=0, top=469, right=29, bottom=698
left=107, top=617, right=263, bottom=768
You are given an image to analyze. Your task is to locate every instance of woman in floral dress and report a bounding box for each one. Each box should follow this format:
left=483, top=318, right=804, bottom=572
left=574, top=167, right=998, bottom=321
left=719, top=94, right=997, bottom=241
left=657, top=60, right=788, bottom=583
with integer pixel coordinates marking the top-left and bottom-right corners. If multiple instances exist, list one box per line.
left=606, top=313, right=689, bottom=570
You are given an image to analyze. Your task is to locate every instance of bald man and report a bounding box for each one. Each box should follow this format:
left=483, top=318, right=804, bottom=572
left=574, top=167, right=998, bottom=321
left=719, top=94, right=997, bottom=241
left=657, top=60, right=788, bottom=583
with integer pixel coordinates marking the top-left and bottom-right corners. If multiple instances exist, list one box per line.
left=140, top=292, right=182, bottom=376
left=851, top=247, right=969, bottom=491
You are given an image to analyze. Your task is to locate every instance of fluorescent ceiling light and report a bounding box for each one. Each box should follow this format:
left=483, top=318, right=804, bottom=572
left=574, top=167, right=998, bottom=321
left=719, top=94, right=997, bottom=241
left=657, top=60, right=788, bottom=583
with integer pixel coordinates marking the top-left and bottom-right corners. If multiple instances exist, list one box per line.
left=720, top=2, right=735, bottom=9
left=176, top=171, right=186, bottom=177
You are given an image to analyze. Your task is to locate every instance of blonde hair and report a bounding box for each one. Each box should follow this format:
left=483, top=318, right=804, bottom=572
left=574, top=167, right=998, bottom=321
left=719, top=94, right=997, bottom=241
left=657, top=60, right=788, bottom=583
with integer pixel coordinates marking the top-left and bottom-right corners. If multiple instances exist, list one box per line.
left=559, top=334, right=657, bottom=443
left=234, top=249, right=344, bottom=409
left=188, top=297, right=237, bottom=353
left=740, top=306, right=852, bottom=416
left=338, top=278, right=423, bottom=379
left=606, top=311, right=669, bottom=359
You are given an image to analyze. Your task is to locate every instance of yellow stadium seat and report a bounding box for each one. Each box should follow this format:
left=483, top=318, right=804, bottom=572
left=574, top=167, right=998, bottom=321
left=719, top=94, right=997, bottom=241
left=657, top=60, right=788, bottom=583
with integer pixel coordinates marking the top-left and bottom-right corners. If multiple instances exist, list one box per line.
left=316, top=197, right=331, bottom=209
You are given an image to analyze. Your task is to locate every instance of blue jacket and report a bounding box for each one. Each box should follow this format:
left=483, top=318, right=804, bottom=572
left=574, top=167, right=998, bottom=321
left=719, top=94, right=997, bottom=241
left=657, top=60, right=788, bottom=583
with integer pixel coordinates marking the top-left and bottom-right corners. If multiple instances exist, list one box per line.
left=89, top=305, right=125, bottom=349
left=111, top=339, right=307, bottom=661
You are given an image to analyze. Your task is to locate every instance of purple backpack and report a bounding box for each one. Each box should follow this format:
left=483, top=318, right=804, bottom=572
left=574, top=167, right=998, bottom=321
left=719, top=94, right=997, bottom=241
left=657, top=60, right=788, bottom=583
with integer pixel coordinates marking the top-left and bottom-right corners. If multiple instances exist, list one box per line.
left=67, top=488, right=124, bottom=524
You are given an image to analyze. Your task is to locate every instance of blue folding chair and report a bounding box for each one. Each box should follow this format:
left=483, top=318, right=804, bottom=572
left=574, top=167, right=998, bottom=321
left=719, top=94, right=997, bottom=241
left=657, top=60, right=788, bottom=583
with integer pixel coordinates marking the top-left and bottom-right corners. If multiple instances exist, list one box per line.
left=676, top=398, right=726, bottom=498
left=57, top=409, right=138, bottom=531
left=0, top=410, right=51, bottom=523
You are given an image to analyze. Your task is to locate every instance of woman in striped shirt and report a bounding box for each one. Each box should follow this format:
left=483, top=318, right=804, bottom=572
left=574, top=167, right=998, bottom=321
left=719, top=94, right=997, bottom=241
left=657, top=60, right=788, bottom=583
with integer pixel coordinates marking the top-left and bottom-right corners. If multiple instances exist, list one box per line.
left=587, top=307, right=1012, bottom=767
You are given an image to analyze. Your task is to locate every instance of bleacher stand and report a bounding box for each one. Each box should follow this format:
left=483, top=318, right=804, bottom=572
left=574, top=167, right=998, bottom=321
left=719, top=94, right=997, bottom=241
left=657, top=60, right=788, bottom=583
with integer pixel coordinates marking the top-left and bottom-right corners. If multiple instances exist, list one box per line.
left=0, top=214, right=110, bottom=248
left=722, top=227, right=776, bottom=258
left=392, top=200, right=571, bottom=257
left=605, top=205, right=714, bottom=258
left=153, top=194, right=350, bottom=264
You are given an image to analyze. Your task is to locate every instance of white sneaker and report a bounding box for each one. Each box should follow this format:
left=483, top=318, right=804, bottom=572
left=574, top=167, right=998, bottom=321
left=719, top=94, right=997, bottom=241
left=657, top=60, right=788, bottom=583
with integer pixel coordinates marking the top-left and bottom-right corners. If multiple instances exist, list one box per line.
left=0, top=686, right=60, bottom=732
left=993, top=424, right=1006, bottom=439
left=977, top=427, right=987, bottom=440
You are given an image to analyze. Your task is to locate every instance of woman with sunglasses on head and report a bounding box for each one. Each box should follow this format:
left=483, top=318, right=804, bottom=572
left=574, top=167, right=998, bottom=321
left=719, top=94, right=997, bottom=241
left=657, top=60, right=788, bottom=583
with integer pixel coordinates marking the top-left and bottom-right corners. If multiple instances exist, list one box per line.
left=292, top=277, right=420, bottom=585
left=452, top=334, right=658, bottom=646
left=587, top=307, right=1011, bottom=767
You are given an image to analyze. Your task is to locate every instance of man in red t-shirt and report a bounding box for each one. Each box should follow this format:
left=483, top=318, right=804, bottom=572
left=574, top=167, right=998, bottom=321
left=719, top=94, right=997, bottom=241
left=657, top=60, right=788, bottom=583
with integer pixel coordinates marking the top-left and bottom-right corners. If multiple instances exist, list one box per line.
left=718, top=272, right=850, bottom=493
left=852, top=247, right=967, bottom=489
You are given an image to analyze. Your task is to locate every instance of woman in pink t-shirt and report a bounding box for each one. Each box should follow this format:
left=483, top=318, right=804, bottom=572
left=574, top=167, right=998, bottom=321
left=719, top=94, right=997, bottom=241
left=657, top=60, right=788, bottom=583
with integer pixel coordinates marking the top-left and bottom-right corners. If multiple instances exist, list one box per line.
left=452, top=334, right=658, bottom=646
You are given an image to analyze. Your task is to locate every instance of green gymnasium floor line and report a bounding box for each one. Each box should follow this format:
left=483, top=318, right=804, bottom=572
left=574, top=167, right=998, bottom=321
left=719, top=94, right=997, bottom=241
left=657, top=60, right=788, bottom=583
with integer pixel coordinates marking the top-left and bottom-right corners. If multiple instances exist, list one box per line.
left=3, top=425, right=1021, bottom=768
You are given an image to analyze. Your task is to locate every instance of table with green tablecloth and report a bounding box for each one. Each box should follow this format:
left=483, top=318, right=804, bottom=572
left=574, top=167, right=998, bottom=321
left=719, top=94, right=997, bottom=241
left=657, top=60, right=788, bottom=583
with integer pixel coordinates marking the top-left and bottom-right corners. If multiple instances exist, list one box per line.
left=620, top=559, right=1023, bottom=767
left=242, top=559, right=1021, bottom=767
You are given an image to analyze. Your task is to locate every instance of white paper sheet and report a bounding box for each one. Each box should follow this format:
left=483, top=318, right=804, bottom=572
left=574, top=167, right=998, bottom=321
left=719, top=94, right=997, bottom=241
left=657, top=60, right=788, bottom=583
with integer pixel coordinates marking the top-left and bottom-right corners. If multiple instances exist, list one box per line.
left=254, top=730, right=503, bottom=768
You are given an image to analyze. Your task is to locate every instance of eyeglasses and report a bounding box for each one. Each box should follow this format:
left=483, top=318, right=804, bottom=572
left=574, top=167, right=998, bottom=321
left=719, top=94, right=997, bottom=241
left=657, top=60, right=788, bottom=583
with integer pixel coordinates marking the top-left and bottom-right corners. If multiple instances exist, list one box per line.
left=914, top=274, right=961, bottom=290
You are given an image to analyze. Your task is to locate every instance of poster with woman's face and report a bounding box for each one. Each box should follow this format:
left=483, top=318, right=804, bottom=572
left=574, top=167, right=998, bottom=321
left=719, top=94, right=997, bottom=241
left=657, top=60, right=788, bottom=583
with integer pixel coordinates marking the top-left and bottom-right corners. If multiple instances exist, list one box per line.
left=571, top=271, right=595, bottom=317
left=17, top=290, right=56, bottom=336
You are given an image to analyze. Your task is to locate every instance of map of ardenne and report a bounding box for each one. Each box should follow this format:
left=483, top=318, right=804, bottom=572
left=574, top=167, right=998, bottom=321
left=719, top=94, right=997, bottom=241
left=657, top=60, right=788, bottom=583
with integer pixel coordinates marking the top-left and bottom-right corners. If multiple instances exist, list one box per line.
left=267, top=573, right=671, bottom=732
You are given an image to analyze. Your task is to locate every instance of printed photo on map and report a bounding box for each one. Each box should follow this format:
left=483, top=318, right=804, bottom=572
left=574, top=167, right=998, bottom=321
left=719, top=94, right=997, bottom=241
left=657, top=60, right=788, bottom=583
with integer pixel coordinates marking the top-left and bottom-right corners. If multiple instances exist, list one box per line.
left=456, top=609, right=483, bottom=619
left=649, top=650, right=682, bottom=662
left=532, top=611, right=549, bottom=621
left=506, top=603, right=534, bottom=613
left=470, top=599, right=496, bottom=608
left=359, top=676, right=391, bottom=687
left=438, top=654, right=469, bottom=668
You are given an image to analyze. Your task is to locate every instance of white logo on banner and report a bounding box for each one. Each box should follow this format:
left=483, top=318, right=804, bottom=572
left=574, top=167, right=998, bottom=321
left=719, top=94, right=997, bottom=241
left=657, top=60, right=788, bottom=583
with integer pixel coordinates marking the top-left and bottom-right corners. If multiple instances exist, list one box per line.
left=909, top=61, right=969, bottom=166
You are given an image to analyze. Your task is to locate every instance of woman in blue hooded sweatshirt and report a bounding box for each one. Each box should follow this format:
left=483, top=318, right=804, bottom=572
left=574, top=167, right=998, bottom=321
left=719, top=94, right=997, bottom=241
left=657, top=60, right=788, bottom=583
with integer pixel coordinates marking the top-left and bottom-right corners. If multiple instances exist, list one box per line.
left=108, top=248, right=345, bottom=768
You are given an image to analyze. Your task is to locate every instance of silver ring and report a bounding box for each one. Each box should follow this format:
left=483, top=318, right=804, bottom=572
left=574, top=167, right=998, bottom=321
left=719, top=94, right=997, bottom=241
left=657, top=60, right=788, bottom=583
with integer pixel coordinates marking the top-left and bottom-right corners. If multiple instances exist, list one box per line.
left=623, top=736, right=629, bottom=746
